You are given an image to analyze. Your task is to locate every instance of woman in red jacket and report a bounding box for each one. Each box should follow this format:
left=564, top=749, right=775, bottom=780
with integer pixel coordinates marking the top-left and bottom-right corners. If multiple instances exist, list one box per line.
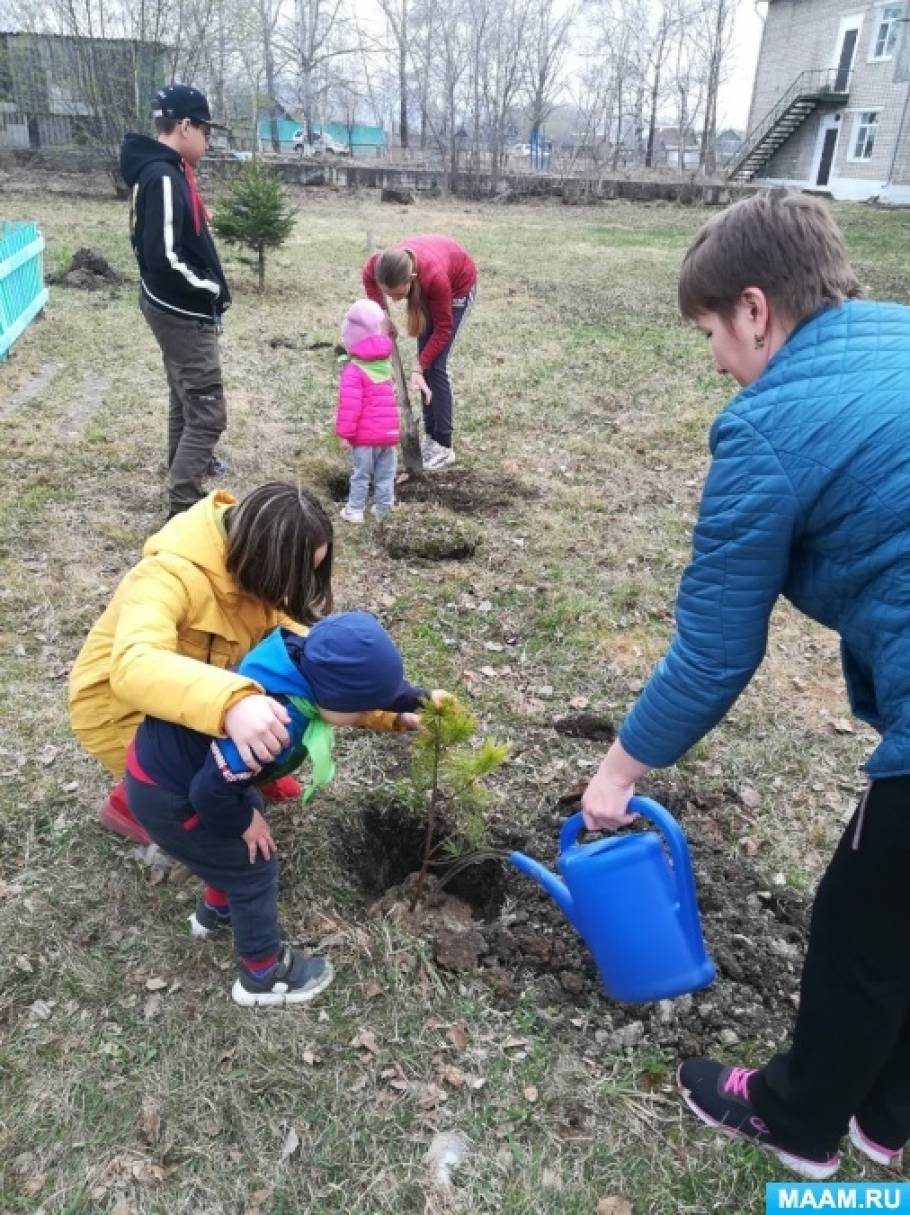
left=363, top=234, right=477, bottom=471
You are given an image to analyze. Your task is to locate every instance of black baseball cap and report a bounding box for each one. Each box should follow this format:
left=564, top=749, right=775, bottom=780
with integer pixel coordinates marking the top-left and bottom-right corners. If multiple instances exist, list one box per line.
left=153, top=83, right=227, bottom=129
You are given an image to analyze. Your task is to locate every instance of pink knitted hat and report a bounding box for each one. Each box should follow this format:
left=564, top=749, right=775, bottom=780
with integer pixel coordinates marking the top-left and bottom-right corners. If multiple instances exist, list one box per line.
left=341, top=298, right=386, bottom=353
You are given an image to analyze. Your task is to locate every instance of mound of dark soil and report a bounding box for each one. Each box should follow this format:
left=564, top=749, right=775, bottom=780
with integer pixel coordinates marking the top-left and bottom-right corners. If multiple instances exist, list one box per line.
left=51, top=247, right=122, bottom=289
left=396, top=466, right=534, bottom=516
left=343, top=789, right=811, bottom=1057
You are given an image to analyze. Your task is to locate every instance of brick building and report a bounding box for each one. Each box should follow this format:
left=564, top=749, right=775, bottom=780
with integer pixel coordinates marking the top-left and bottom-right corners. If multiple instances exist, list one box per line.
left=729, top=0, right=910, bottom=202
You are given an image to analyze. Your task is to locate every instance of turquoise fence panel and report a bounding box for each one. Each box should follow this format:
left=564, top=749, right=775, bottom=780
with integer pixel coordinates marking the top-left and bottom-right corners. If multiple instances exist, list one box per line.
left=0, top=221, right=49, bottom=360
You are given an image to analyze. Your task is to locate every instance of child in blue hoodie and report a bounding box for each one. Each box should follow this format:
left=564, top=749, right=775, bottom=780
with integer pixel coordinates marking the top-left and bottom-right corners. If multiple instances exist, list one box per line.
left=124, top=611, right=442, bottom=1007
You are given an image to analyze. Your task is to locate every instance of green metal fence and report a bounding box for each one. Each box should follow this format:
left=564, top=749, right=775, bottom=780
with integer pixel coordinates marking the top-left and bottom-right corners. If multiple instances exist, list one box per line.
left=0, top=221, right=48, bottom=359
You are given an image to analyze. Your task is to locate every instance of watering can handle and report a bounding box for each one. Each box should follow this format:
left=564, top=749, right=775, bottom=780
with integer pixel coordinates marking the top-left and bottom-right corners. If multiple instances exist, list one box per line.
left=558, top=798, right=703, bottom=942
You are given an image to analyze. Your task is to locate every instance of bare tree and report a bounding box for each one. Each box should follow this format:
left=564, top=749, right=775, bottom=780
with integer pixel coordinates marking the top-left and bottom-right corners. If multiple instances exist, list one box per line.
left=694, top=0, right=734, bottom=174
left=522, top=0, right=574, bottom=146
left=376, top=0, right=411, bottom=150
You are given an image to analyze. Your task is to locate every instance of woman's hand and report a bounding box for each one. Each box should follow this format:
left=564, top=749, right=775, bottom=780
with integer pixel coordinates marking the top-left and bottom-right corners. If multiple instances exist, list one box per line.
left=581, top=739, right=650, bottom=832
left=224, top=695, right=291, bottom=771
left=242, top=808, right=276, bottom=863
left=410, top=368, right=431, bottom=403
left=383, top=316, right=398, bottom=339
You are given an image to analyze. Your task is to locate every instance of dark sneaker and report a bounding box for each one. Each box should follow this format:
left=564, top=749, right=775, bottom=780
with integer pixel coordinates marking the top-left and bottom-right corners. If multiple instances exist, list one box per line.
left=206, top=454, right=231, bottom=477
left=677, top=1058, right=840, bottom=1180
left=849, top=1117, right=904, bottom=1167
left=232, top=946, right=334, bottom=1008
left=188, top=897, right=232, bottom=939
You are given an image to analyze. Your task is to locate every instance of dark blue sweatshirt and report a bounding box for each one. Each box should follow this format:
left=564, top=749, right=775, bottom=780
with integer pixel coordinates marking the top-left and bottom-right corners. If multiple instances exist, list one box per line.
left=130, top=628, right=427, bottom=837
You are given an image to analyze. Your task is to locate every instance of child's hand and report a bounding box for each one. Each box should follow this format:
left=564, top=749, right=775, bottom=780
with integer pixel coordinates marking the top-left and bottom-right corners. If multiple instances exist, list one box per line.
left=224, top=695, right=291, bottom=771
left=338, top=437, right=352, bottom=451
left=397, top=690, right=454, bottom=731
left=242, top=808, right=276, bottom=863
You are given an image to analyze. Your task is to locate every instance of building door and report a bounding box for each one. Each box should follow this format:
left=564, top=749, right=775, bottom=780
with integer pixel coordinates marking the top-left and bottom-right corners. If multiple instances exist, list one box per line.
left=816, top=127, right=839, bottom=185
left=834, top=27, right=858, bottom=91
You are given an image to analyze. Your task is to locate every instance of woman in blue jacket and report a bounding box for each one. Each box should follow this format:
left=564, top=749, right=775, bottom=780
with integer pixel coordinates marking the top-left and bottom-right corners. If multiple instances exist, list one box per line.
left=582, top=191, right=910, bottom=1180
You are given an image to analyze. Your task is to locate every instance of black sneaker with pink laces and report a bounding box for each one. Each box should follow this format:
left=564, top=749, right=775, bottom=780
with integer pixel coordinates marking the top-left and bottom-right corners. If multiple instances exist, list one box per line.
left=677, top=1057, right=841, bottom=1180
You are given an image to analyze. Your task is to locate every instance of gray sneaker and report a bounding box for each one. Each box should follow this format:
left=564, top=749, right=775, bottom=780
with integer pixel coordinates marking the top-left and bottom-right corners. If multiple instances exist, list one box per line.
left=232, top=945, right=335, bottom=1007
left=424, top=443, right=455, bottom=471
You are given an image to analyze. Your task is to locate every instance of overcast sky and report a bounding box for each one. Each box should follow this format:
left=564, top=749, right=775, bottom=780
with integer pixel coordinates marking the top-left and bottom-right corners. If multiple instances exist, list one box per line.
left=718, top=0, right=765, bottom=130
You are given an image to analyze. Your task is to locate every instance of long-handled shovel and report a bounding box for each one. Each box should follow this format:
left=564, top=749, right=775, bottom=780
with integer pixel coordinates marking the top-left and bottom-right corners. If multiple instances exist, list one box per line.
left=388, top=324, right=424, bottom=476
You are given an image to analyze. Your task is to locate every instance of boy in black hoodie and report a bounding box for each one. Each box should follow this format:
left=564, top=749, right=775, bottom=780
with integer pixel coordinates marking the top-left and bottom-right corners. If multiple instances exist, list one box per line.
left=120, top=84, right=232, bottom=519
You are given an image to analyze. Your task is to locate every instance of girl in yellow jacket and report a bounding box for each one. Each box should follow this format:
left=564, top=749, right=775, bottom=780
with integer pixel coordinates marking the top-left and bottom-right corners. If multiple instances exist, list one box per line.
left=69, top=481, right=334, bottom=845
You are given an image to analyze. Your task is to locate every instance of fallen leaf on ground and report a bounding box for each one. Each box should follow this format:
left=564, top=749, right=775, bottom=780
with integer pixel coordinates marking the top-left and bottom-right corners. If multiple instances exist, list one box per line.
left=425, top=1130, right=469, bottom=1189
left=523, top=1084, right=539, bottom=1103
left=140, top=1098, right=161, bottom=1145
left=832, top=718, right=855, bottom=734
left=363, top=980, right=384, bottom=999
left=280, top=1127, right=300, bottom=1160
left=445, top=1021, right=469, bottom=1050
left=350, top=1028, right=380, bottom=1055
left=144, top=994, right=163, bottom=1021
left=597, top=1199, right=632, bottom=1215
left=145, top=977, right=167, bottom=991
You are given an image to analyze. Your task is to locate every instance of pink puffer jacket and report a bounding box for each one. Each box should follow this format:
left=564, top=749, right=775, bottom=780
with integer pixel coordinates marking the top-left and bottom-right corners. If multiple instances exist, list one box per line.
left=334, top=334, right=399, bottom=448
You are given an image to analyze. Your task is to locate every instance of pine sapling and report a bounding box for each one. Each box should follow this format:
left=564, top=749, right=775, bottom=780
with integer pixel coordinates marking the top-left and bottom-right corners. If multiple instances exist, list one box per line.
left=409, top=697, right=509, bottom=911
left=213, top=162, right=295, bottom=292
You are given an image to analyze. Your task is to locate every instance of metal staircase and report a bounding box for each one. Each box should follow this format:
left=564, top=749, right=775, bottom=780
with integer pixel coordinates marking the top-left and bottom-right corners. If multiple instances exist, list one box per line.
left=727, top=68, right=852, bottom=183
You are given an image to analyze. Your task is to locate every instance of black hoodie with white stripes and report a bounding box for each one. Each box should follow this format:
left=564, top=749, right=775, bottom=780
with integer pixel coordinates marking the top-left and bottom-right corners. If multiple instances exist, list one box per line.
left=120, top=133, right=231, bottom=323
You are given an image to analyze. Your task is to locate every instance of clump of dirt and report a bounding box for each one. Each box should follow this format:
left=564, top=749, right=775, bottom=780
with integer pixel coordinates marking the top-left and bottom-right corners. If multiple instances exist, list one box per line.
left=553, top=713, right=617, bottom=742
left=50, top=247, right=122, bottom=289
left=379, top=505, right=480, bottom=561
left=396, top=466, right=534, bottom=516
left=345, top=790, right=812, bottom=1057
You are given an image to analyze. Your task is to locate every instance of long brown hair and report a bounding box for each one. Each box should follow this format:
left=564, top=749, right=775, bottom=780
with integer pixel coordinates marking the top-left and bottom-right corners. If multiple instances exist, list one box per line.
left=225, top=482, right=334, bottom=625
left=376, top=246, right=427, bottom=337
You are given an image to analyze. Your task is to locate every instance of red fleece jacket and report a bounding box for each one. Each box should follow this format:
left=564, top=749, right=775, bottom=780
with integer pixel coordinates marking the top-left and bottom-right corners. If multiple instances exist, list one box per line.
left=363, top=234, right=477, bottom=370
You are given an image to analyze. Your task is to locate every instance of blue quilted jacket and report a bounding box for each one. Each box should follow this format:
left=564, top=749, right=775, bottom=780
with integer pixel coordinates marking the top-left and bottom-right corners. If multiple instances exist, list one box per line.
left=620, top=299, right=910, bottom=778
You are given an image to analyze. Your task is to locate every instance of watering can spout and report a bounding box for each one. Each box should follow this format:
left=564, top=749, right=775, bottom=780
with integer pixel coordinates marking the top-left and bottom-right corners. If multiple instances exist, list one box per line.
left=508, top=851, right=576, bottom=926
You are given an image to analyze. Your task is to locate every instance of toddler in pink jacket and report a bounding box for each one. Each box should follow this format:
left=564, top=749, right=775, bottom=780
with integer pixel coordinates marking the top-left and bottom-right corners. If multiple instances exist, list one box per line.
left=335, top=299, right=400, bottom=523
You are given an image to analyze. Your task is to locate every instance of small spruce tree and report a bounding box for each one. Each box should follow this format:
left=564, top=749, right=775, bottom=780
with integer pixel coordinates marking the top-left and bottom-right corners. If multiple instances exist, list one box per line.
left=409, top=697, right=509, bottom=910
left=213, top=162, right=295, bottom=292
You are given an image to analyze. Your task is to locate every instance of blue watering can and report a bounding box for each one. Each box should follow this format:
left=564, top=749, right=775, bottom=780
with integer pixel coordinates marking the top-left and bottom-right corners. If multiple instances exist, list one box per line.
left=509, top=796, right=715, bottom=1003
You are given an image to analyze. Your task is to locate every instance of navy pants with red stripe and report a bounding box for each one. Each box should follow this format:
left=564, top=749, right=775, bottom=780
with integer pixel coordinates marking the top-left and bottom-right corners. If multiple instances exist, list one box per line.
left=125, top=771, right=279, bottom=962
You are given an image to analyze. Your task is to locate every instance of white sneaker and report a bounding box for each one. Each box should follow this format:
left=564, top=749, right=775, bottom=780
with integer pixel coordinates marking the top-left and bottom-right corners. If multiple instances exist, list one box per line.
left=424, top=443, right=455, bottom=471
left=339, top=505, right=365, bottom=524
left=420, top=434, right=434, bottom=460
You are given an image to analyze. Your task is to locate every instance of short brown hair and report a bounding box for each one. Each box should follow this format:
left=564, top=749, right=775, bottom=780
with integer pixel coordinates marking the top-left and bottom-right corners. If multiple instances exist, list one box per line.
left=678, top=190, right=860, bottom=325
left=225, top=482, right=333, bottom=625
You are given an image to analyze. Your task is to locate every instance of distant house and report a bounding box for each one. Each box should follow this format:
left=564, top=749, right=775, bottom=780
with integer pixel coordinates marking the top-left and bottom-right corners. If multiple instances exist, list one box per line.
left=729, top=0, right=910, bottom=202
left=257, top=117, right=385, bottom=155
left=653, top=126, right=701, bottom=169
left=0, top=31, right=166, bottom=149
left=716, top=128, right=744, bottom=163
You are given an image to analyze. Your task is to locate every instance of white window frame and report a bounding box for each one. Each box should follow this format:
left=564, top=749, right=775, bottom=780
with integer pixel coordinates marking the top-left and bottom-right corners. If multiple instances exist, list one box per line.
left=869, top=2, right=905, bottom=61
left=848, top=109, right=881, bottom=160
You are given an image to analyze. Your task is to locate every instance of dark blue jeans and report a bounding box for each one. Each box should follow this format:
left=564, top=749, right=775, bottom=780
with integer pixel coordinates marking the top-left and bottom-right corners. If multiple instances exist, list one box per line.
left=125, top=772, right=279, bottom=961
left=418, top=285, right=475, bottom=448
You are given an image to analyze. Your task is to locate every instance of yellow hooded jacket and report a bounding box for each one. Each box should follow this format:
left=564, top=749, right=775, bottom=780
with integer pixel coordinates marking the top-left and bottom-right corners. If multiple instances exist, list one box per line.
left=69, top=491, right=301, bottom=776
